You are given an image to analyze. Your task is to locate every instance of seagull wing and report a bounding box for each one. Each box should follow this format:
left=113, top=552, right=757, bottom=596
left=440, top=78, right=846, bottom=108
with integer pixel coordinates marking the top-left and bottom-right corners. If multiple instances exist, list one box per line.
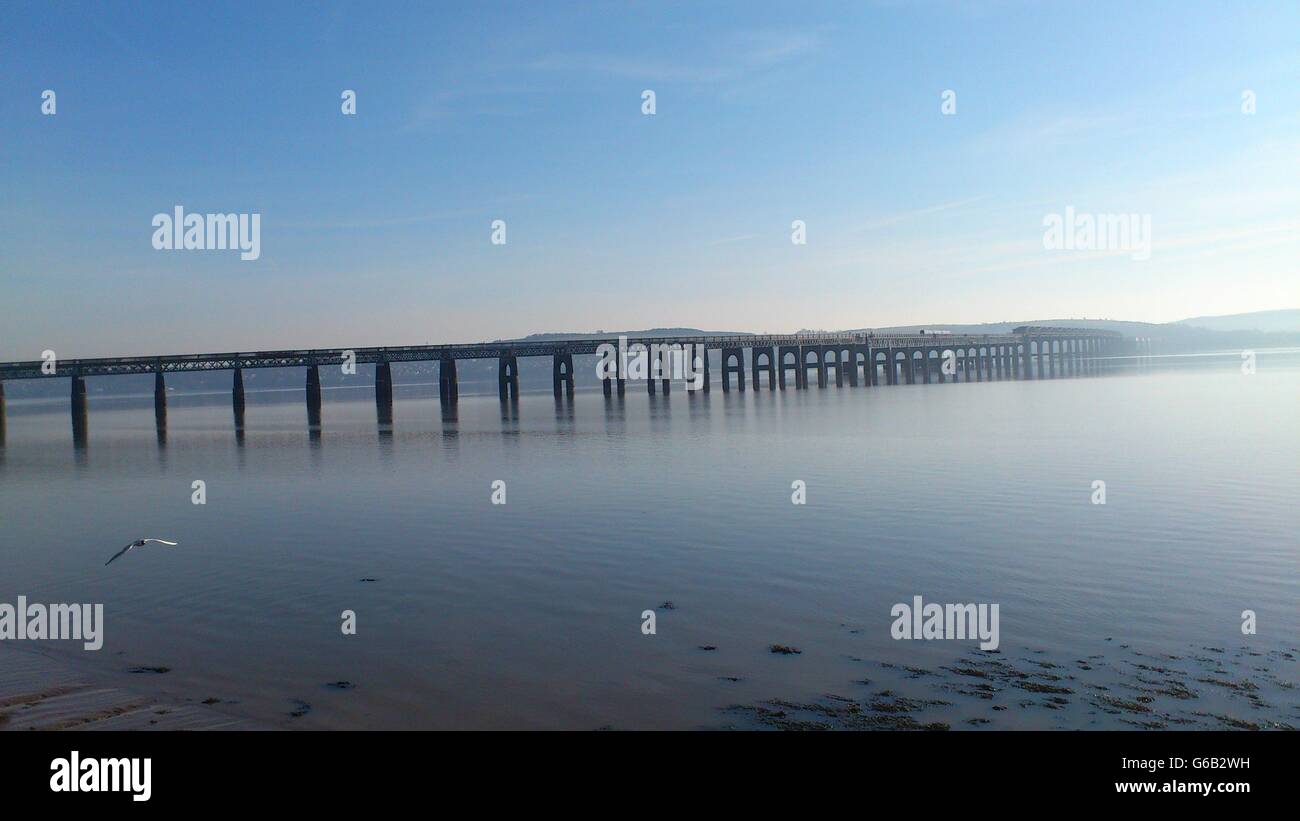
left=105, top=543, right=135, bottom=566
left=143, top=539, right=179, bottom=546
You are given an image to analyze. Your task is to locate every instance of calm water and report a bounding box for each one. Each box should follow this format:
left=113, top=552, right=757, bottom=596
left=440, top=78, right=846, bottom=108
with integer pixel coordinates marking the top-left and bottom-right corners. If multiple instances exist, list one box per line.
left=2, top=358, right=1297, bottom=729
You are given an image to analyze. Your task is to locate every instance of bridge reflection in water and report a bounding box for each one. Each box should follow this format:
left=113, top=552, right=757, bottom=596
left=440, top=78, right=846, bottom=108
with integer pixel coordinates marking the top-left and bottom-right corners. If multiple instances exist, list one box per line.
left=0, top=326, right=1124, bottom=442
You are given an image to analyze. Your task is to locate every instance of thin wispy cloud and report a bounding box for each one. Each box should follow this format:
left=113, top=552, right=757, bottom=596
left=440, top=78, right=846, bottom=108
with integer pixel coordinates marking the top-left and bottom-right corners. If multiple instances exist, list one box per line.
left=528, top=28, right=824, bottom=83
left=853, top=195, right=994, bottom=233
left=705, top=233, right=758, bottom=246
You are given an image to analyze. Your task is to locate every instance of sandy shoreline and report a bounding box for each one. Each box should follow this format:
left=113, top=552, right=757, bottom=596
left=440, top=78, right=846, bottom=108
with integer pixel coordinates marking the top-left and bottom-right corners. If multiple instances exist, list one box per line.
left=5, top=636, right=1295, bottom=730
left=0, top=643, right=267, bottom=731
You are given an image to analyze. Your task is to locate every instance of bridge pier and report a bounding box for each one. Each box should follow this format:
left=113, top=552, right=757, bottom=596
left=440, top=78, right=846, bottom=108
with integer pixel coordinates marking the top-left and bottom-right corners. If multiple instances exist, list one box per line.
left=375, top=361, right=393, bottom=423
left=646, top=347, right=660, bottom=394
left=777, top=346, right=800, bottom=389
left=721, top=347, right=745, bottom=392
left=0, top=380, right=5, bottom=445
left=306, top=365, right=323, bottom=426
left=800, top=346, right=826, bottom=388
left=685, top=346, right=706, bottom=392
left=843, top=348, right=859, bottom=387
left=71, top=374, right=87, bottom=413
left=439, top=358, right=458, bottom=405
left=552, top=353, right=574, bottom=397
left=232, top=368, right=246, bottom=428
left=498, top=354, right=520, bottom=401
left=752, top=346, right=776, bottom=390
left=70, top=374, right=88, bottom=445
left=154, top=371, right=167, bottom=428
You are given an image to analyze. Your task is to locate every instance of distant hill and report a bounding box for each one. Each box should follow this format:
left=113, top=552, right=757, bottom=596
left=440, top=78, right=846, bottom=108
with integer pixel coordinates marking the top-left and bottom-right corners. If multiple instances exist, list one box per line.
left=851, top=316, right=1300, bottom=354
left=506, top=327, right=748, bottom=341
left=1174, top=309, right=1300, bottom=333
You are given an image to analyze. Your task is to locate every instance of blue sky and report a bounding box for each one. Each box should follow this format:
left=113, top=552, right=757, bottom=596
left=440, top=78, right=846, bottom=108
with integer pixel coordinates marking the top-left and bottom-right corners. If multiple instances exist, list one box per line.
left=3, top=0, right=1298, bottom=356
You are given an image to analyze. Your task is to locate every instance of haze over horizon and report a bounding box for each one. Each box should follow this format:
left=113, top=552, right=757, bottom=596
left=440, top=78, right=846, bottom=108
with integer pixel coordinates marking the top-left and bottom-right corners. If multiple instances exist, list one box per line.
left=4, top=1, right=1298, bottom=358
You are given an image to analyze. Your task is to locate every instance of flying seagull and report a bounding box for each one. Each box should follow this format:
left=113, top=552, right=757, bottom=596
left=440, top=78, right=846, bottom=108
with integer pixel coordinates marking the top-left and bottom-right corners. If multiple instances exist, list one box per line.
left=105, top=539, right=179, bottom=566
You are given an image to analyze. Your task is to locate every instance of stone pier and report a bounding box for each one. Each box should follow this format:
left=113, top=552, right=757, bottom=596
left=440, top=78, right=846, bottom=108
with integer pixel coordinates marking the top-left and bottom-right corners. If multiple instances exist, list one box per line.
left=153, top=371, right=167, bottom=425
left=498, top=354, right=519, bottom=401
left=552, top=353, right=574, bottom=397
left=375, top=361, right=393, bottom=423
left=439, top=358, right=458, bottom=405
left=721, top=347, right=745, bottom=391
left=232, top=368, right=246, bottom=428
left=751, top=346, right=776, bottom=391
left=71, top=374, right=88, bottom=445
left=306, top=365, right=322, bottom=427
left=647, top=347, right=670, bottom=395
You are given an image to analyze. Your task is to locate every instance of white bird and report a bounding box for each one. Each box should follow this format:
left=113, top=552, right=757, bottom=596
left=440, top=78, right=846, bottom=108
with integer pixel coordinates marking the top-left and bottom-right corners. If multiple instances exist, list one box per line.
left=105, top=539, right=179, bottom=566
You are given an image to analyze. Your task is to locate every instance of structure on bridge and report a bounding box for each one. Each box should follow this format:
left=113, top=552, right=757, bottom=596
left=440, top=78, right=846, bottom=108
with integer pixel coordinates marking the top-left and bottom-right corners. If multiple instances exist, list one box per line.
left=0, top=326, right=1124, bottom=442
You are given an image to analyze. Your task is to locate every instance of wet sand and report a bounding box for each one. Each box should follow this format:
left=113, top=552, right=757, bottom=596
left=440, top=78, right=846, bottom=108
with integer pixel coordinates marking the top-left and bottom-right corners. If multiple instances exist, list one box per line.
left=5, top=635, right=1294, bottom=730
left=0, top=644, right=267, bottom=731
left=715, top=639, right=1298, bottom=731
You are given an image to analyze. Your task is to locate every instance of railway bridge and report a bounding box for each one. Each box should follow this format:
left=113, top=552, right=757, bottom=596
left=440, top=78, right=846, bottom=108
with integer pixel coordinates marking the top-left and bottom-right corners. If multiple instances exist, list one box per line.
left=0, top=326, right=1124, bottom=438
